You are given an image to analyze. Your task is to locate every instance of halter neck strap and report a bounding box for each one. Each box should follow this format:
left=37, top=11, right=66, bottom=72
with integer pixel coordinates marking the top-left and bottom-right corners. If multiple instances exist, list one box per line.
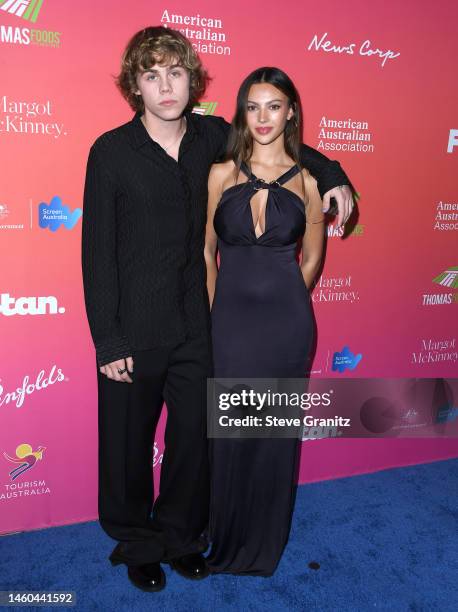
left=240, top=160, right=301, bottom=186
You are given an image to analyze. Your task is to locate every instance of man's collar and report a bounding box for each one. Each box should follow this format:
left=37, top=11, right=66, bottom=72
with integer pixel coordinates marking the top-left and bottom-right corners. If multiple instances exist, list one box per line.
left=128, top=112, right=150, bottom=149
left=128, top=110, right=197, bottom=150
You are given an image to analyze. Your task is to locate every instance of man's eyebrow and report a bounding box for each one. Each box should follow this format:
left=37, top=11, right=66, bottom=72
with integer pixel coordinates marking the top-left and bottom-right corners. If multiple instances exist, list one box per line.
left=142, top=64, right=183, bottom=73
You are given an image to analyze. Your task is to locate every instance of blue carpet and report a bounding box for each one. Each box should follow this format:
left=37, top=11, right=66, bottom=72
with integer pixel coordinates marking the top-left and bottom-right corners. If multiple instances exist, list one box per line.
left=1, top=458, right=457, bottom=611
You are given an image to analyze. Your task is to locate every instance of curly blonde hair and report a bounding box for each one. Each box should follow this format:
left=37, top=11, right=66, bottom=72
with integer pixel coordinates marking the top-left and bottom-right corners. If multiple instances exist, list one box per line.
left=116, top=26, right=209, bottom=112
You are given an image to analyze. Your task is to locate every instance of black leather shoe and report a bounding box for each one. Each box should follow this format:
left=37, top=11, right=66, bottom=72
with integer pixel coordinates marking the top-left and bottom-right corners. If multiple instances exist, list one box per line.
left=170, top=552, right=210, bottom=580
left=127, top=563, right=166, bottom=592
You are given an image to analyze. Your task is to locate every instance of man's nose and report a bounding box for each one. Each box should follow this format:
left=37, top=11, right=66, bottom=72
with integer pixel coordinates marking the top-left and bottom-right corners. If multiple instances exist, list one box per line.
left=159, top=76, right=172, bottom=93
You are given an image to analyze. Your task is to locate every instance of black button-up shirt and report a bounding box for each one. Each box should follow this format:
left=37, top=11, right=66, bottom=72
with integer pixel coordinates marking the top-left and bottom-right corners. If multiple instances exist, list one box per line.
left=81, top=111, right=349, bottom=366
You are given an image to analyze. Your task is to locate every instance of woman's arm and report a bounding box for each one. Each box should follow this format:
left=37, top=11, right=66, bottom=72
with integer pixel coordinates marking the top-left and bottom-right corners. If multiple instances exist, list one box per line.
left=300, top=172, right=325, bottom=290
left=204, top=163, right=226, bottom=308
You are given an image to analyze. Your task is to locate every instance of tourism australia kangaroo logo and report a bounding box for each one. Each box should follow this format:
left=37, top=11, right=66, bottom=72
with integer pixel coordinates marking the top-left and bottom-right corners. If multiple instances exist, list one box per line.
left=3, top=443, right=46, bottom=480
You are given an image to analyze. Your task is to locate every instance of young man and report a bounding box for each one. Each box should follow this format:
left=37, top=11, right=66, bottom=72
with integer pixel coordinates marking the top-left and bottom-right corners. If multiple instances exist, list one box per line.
left=81, top=26, right=354, bottom=593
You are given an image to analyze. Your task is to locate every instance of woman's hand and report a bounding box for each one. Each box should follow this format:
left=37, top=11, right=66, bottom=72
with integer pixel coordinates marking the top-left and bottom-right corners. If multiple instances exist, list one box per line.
left=99, top=356, right=134, bottom=383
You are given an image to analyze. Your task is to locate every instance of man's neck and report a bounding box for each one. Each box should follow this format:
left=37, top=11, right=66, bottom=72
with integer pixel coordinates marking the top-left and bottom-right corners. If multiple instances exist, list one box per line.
left=140, top=109, right=186, bottom=143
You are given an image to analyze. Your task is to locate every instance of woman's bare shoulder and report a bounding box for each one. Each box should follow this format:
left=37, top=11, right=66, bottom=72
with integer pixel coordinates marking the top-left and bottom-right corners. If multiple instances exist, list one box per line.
left=209, top=159, right=237, bottom=183
left=300, top=168, right=319, bottom=192
left=299, top=166, right=315, bottom=181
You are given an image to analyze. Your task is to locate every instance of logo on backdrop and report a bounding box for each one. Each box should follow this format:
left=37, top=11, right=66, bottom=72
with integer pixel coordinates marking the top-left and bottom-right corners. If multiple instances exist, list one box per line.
left=328, top=223, right=364, bottom=238
left=311, top=275, right=360, bottom=304
left=0, top=365, right=66, bottom=409
left=0, top=293, right=65, bottom=316
left=318, top=116, right=374, bottom=154
left=160, top=9, right=230, bottom=55
left=307, top=32, right=400, bottom=68
left=447, top=129, right=458, bottom=153
left=434, top=201, right=458, bottom=231
left=3, top=443, right=46, bottom=480
left=0, top=202, right=24, bottom=230
left=436, top=405, right=458, bottom=424
left=327, top=193, right=362, bottom=237
left=38, top=196, right=82, bottom=231
left=332, top=346, right=363, bottom=372
left=412, top=337, right=457, bottom=366
left=0, top=202, right=9, bottom=218
left=192, top=101, right=218, bottom=115
left=433, top=267, right=458, bottom=288
left=152, top=442, right=163, bottom=468
left=0, top=95, right=67, bottom=138
left=0, top=0, right=43, bottom=22
left=0, top=0, right=61, bottom=47
left=1, top=443, right=50, bottom=502
left=422, top=266, right=458, bottom=306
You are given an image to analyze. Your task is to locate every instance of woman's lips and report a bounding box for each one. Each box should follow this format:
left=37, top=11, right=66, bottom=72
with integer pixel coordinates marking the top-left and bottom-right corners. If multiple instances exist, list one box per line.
left=159, top=100, right=177, bottom=106
left=255, top=127, right=273, bottom=134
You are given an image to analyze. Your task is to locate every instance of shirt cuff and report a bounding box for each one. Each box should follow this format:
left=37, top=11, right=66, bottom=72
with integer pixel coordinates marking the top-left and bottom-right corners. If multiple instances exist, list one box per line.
left=317, top=161, right=350, bottom=199
left=95, top=335, right=133, bottom=367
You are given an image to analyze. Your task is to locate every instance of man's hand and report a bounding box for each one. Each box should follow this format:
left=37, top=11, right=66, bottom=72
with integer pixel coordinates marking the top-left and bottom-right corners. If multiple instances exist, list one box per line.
left=322, top=185, right=354, bottom=228
left=99, top=356, right=134, bottom=383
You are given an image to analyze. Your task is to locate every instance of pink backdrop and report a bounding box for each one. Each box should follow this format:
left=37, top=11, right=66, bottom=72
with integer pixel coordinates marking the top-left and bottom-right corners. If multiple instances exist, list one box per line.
left=0, top=0, right=457, bottom=534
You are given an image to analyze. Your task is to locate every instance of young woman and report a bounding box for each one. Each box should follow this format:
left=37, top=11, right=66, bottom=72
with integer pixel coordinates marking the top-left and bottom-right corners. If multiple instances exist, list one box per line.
left=204, top=67, right=326, bottom=576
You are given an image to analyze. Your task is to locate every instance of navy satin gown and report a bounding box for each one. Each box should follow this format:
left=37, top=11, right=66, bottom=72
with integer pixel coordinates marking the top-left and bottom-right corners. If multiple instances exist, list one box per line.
left=206, top=161, right=315, bottom=576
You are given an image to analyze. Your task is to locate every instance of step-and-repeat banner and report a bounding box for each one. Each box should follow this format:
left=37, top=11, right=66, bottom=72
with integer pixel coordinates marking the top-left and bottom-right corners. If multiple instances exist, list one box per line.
left=1, top=0, right=457, bottom=533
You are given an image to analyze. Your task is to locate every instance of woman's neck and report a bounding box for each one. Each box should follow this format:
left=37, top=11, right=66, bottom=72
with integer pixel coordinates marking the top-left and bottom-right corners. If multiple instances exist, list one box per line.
left=249, top=134, right=293, bottom=168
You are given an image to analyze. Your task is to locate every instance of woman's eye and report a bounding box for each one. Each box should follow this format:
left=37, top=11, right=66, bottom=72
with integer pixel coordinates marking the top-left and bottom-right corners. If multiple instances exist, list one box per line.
left=171, top=71, right=181, bottom=77
left=270, top=104, right=281, bottom=110
left=247, top=105, right=256, bottom=111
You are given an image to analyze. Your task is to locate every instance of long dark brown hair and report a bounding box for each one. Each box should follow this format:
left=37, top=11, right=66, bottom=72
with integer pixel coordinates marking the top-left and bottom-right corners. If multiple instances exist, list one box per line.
left=226, top=67, right=303, bottom=172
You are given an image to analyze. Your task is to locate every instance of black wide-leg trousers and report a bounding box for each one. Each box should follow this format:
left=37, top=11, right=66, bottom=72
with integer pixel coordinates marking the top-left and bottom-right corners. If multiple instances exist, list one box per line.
left=96, top=334, right=213, bottom=566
